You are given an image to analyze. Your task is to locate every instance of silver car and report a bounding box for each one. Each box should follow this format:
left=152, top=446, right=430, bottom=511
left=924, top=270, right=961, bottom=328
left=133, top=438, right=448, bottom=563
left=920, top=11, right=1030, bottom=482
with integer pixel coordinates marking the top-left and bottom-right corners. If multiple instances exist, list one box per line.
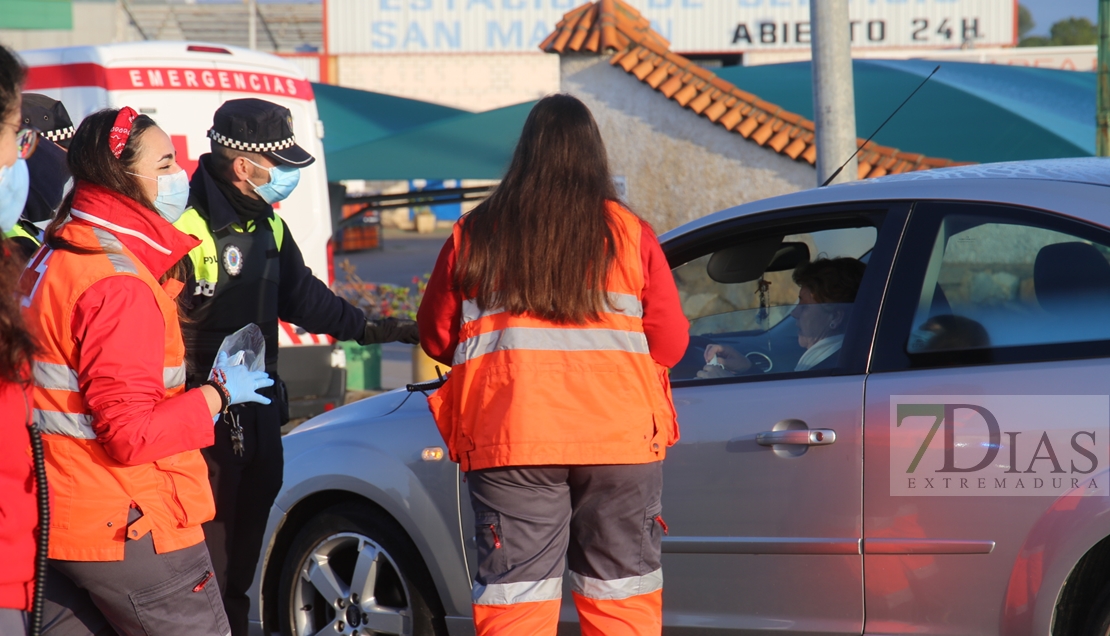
left=248, top=158, right=1110, bottom=636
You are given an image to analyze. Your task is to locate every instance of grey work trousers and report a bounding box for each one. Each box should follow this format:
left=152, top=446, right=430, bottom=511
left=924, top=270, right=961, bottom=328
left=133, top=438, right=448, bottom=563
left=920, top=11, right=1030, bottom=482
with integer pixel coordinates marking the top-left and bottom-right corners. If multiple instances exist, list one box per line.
left=0, top=608, right=28, bottom=635
left=40, top=518, right=230, bottom=636
left=466, top=463, right=665, bottom=615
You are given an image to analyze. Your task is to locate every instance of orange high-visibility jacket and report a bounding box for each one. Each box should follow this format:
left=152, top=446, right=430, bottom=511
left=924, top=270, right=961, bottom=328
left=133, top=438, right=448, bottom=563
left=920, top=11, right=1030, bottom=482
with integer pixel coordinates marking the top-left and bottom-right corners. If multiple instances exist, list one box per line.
left=22, top=219, right=214, bottom=561
left=427, top=203, right=680, bottom=472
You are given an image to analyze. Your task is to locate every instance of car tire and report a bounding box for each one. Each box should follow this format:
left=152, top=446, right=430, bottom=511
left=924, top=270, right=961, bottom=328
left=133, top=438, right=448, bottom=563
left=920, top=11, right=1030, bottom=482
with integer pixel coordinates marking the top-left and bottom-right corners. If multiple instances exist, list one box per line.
left=278, top=502, right=448, bottom=636
left=1080, top=580, right=1110, bottom=636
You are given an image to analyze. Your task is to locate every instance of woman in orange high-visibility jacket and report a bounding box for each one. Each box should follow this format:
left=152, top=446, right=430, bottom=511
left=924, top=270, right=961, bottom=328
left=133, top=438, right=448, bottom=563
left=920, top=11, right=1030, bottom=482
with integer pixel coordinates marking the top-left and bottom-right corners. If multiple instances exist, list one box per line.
left=21, top=108, right=272, bottom=636
left=418, top=94, right=690, bottom=636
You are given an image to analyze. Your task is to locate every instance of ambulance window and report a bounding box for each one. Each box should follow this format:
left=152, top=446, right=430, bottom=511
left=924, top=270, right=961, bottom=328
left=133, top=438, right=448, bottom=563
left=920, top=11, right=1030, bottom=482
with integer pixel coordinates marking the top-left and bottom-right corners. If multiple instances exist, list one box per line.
left=669, top=225, right=877, bottom=382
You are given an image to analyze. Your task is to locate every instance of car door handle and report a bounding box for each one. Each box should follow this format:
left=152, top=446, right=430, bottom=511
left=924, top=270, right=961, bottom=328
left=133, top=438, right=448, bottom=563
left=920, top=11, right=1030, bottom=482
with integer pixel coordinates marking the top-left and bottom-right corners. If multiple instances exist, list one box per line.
left=756, top=429, right=836, bottom=446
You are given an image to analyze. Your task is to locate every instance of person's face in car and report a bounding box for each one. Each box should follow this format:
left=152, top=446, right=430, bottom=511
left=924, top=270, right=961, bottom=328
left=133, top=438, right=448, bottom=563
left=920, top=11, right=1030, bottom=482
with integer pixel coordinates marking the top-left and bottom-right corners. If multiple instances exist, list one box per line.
left=791, top=286, right=843, bottom=349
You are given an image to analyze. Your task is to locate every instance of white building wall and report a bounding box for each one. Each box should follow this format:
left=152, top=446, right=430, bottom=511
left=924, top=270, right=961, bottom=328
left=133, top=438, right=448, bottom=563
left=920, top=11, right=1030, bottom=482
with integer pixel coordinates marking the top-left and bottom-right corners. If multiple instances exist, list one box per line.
left=561, top=54, right=814, bottom=233
left=0, top=2, right=138, bottom=51
left=336, top=52, right=558, bottom=112
left=744, top=44, right=1097, bottom=72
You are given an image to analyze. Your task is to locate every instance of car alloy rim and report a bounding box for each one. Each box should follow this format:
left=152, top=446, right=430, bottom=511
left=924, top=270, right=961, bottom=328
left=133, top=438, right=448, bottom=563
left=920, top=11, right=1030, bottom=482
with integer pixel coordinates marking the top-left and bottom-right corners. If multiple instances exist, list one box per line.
left=291, top=532, right=413, bottom=636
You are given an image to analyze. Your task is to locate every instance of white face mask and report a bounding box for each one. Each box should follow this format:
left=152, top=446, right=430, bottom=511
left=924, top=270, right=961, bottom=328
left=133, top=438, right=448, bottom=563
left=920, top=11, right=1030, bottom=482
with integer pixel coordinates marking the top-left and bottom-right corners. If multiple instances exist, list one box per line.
left=130, top=169, right=190, bottom=223
left=0, top=159, right=30, bottom=234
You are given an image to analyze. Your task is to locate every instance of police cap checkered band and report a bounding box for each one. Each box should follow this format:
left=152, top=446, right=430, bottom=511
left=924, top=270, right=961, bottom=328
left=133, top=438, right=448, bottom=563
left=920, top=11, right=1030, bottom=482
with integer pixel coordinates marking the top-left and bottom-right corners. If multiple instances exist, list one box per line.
left=43, top=126, right=75, bottom=142
left=207, top=128, right=296, bottom=153
left=209, top=98, right=315, bottom=167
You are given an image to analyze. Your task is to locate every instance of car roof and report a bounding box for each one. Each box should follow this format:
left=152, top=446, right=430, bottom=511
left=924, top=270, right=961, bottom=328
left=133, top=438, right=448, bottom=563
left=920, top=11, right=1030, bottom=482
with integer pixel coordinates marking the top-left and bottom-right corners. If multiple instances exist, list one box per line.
left=661, top=158, right=1110, bottom=243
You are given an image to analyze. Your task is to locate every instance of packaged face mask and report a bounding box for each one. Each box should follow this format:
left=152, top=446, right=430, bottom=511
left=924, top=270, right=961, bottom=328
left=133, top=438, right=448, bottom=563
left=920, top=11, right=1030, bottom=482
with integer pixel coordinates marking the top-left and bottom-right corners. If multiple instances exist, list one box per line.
left=212, top=323, right=266, bottom=374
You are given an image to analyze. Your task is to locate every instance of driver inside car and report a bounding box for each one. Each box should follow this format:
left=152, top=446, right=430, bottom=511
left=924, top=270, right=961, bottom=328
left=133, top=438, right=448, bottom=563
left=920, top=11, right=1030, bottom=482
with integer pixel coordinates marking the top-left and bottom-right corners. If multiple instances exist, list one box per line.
left=699, top=257, right=866, bottom=377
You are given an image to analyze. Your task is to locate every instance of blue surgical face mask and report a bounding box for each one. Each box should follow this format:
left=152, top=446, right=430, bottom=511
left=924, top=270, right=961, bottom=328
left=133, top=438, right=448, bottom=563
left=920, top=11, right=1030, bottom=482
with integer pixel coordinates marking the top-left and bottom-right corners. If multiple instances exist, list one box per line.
left=246, top=158, right=300, bottom=205
left=0, top=159, right=30, bottom=234
left=130, top=169, right=190, bottom=223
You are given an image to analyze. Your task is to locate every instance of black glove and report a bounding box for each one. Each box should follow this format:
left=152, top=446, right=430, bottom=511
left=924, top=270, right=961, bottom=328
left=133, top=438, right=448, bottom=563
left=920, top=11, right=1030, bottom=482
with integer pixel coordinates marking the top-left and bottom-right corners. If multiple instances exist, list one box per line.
left=359, top=318, right=420, bottom=345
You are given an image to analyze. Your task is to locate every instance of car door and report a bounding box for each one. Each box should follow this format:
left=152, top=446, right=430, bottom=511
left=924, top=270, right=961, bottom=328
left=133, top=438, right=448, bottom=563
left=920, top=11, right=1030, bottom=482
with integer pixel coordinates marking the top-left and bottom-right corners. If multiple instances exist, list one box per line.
left=659, top=202, right=909, bottom=635
left=863, top=201, right=1110, bottom=635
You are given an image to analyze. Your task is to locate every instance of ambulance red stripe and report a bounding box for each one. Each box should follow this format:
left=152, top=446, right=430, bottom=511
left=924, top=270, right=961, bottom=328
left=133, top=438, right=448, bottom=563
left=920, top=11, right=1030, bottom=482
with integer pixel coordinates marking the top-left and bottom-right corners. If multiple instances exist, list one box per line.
left=25, top=63, right=314, bottom=101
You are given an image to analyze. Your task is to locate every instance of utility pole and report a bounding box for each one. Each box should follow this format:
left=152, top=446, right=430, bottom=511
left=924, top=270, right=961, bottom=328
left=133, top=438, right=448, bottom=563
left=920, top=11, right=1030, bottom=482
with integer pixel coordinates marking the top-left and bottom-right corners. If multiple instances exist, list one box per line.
left=810, top=0, right=858, bottom=186
left=247, top=0, right=257, bottom=50
left=1099, top=0, right=1109, bottom=156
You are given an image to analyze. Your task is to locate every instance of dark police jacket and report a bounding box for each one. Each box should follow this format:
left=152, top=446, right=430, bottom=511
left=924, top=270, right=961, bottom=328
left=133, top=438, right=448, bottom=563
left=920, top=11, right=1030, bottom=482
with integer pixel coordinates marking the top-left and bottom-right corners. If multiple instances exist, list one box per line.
left=174, top=155, right=365, bottom=386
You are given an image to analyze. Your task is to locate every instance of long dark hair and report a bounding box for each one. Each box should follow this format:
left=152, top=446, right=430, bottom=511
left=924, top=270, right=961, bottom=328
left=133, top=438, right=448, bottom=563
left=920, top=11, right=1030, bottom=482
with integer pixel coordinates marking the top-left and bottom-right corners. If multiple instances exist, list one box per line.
left=44, top=108, right=158, bottom=253
left=0, top=44, right=34, bottom=384
left=455, top=94, right=620, bottom=324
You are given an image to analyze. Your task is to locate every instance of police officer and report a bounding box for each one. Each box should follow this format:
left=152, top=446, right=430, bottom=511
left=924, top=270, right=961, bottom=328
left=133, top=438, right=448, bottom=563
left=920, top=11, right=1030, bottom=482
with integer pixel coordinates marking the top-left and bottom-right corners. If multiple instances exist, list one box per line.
left=174, top=98, right=419, bottom=636
left=4, top=93, right=73, bottom=262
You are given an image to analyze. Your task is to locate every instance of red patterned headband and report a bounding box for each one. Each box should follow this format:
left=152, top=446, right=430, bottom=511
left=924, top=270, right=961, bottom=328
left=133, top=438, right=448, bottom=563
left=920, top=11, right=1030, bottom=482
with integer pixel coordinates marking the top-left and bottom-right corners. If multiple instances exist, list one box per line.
left=108, top=106, right=139, bottom=159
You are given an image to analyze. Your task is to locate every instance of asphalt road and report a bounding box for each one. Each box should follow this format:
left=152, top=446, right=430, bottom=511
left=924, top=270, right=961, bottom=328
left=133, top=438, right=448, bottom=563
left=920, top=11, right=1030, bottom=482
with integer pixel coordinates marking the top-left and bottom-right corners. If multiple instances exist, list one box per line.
left=336, top=226, right=450, bottom=287
left=335, top=226, right=451, bottom=389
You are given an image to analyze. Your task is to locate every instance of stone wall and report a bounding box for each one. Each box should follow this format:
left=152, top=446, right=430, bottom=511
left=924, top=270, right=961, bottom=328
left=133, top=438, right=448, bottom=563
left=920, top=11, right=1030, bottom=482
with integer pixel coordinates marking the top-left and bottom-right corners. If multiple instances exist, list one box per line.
left=561, top=53, right=815, bottom=233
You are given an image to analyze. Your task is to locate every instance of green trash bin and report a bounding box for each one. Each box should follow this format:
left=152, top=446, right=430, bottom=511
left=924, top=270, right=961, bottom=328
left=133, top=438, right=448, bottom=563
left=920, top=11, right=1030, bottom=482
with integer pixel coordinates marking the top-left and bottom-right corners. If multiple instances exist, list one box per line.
left=341, top=341, right=381, bottom=391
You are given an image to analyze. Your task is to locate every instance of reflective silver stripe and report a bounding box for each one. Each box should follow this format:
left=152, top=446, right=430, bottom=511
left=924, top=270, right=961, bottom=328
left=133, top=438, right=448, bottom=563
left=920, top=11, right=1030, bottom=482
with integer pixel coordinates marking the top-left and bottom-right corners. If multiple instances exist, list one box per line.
left=164, top=364, right=186, bottom=390
left=570, top=569, right=663, bottom=601
left=461, top=299, right=500, bottom=324
left=74, top=209, right=171, bottom=256
left=472, top=577, right=563, bottom=606
left=34, top=409, right=96, bottom=440
left=460, top=292, right=643, bottom=325
left=34, top=361, right=183, bottom=391
left=606, top=292, right=644, bottom=318
left=90, top=228, right=138, bottom=275
left=33, top=360, right=79, bottom=392
left=454, top=327, right=650, bottom=365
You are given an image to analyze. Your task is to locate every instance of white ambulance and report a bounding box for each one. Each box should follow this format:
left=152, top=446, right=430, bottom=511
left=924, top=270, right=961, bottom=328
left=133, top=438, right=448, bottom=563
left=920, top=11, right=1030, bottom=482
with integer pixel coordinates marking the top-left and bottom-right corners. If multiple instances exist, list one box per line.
left=20, top=41, right=346, bottom=419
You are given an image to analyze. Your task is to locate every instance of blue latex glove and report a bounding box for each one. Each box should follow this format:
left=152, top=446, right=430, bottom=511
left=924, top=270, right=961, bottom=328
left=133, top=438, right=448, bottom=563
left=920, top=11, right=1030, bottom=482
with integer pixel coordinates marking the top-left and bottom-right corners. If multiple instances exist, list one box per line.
left=212, top=351, right=275, bottom=405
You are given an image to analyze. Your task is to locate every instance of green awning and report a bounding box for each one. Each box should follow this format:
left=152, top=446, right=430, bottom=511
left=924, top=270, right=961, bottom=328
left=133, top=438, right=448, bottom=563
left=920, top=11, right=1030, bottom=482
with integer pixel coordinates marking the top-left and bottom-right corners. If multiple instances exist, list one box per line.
left=714, top=59, right=1094, bottom=164
left=312, top=83, right=465, bottom=155
left=325, top=100, right=535, bottom=182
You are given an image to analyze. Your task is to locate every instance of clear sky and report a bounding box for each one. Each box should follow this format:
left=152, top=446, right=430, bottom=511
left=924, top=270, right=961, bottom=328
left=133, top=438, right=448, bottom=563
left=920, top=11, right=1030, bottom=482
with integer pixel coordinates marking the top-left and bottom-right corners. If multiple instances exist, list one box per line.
left=1021, top=0, right=1098, bottom=37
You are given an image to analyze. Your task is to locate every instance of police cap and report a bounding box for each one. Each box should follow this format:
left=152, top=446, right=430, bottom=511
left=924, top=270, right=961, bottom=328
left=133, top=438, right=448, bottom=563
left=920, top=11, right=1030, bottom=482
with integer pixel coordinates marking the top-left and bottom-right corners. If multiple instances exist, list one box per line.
left=22, top=93, right=75, bottom=149
left=207, top=98, right=314, bottom=167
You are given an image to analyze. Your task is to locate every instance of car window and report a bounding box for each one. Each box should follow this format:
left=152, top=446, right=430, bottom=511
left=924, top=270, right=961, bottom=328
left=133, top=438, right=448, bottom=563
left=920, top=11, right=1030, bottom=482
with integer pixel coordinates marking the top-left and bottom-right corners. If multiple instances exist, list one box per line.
left=905, top=213, right=1110, bottom=355
left=669, top=226, right=877, bottom=381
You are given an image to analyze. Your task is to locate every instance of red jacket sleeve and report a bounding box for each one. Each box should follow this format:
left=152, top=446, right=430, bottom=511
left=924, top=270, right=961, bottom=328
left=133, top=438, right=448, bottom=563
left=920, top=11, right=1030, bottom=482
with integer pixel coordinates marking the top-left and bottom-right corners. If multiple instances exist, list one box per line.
left=0, top=378, right=36, bottom=611
left=72, top=277, right=214, bottom=466
left=418, top=237, right=462, bottom=367
left=640, top=221, right=689, bottom=368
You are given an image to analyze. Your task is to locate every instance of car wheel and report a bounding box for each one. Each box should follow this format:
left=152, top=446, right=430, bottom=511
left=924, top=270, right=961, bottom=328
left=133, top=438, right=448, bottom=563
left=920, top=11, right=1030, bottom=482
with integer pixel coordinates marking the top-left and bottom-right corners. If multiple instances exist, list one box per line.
left=278, top=502, right=447, bottom=636
left=1080, top=579, right=1110, bottom=636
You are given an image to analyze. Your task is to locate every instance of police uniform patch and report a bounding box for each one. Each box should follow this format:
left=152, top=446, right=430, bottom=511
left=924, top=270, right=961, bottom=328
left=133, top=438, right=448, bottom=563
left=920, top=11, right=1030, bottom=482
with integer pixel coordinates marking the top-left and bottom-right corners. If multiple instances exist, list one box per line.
left=223, top=243, right=244, bottom=277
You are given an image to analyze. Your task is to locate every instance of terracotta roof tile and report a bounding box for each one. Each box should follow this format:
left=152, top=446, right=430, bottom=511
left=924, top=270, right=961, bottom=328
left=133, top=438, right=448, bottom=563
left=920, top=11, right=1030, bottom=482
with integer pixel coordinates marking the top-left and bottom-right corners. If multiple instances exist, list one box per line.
left=645, top=63, right=671, bottom=88
left=736, top=115, right=761, bottom=138
left=541, top=0, right=970, bottom=179
left=702, top=97, right=730, bottom=122
left=688, top=89, right=714, bottom=114
left=659, top=74, right=684, bottom=99
left=673, top=83, right=700, bottom=107
left=783, top=137, right=808, bottom=160
left=631, top=58, right=655, bottom=79
left=751, top=120, right=776, bottom=146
